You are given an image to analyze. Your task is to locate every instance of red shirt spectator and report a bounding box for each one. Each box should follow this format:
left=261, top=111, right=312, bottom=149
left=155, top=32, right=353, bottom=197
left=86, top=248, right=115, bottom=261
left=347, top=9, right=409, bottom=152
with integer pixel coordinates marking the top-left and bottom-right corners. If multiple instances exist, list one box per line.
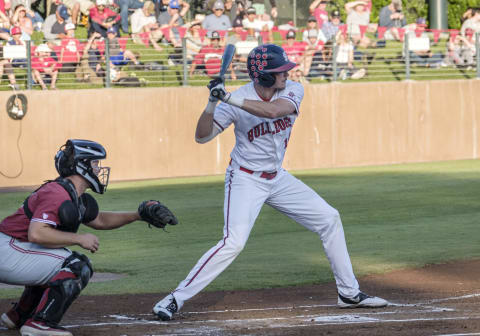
left=310, top=0, right=329, bottom=28
left=32, top=56, right=60, bottom=72
left=89, top=4, right=120, bottom=26
left=60, top=23, right=81, bottom=65
left=190, top=30, right=224, bottom=77
left=282, top=30, right=307, bottom=64
left=31, top=43, right=60, bottom=90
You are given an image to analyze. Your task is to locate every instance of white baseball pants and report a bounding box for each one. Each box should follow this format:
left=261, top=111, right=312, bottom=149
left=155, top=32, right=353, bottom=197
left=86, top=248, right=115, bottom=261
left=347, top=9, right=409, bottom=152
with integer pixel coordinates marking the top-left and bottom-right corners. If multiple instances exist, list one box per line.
left=172, top=166, right=360, bottom=308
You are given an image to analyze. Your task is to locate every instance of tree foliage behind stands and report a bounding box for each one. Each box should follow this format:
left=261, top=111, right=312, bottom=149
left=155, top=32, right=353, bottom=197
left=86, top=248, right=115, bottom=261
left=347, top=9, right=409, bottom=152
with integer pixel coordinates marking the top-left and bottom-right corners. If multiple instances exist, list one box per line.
left=304, top=0, right=480, bottom=28
left=447, top=0, right=480, bottom=29
left=321, top=0, right=427, bottom=25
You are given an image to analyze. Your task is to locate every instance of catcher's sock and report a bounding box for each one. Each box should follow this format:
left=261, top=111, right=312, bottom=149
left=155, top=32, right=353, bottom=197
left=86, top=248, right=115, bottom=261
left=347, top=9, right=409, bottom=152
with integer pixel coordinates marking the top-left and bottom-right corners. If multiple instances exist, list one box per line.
left=1, top=311, right=20, bottom=329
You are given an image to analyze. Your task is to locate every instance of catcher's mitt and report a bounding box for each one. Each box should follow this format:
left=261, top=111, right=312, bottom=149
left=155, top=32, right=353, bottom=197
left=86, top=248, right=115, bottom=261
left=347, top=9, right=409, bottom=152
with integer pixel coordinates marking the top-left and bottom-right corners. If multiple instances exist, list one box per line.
left=138, top=200, right=178, bottom=229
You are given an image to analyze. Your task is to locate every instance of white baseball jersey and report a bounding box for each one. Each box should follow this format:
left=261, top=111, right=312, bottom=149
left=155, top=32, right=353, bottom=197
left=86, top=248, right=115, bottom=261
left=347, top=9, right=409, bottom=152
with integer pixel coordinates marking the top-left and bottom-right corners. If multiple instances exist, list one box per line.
left=213, top=80, right=304, bottom=172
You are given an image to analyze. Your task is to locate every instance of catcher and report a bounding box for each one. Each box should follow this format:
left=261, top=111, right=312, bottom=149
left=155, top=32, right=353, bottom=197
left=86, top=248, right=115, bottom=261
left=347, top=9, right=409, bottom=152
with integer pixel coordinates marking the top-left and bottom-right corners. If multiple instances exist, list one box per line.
left=0, top=139, right=177, bottom=336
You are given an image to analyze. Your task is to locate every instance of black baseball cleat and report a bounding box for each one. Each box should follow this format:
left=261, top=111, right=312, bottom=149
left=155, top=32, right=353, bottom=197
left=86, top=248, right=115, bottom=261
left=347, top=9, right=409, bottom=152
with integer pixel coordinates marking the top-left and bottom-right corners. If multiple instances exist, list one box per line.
left=153, top=294, right=178, bottom=321
left=338, top=292, right=388, bottom=308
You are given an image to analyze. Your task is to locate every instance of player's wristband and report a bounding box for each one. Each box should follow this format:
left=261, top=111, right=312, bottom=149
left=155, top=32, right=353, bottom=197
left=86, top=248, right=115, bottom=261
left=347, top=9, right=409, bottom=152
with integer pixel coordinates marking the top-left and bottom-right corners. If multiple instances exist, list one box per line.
left=225, top=94, right=244, bottom=108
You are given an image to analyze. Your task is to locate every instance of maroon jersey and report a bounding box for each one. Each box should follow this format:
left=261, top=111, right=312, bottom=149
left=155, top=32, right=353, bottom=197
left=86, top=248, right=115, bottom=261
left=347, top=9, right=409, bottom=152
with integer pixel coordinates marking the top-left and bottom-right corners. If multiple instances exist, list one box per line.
left=0, top=182, right=70, bottom=241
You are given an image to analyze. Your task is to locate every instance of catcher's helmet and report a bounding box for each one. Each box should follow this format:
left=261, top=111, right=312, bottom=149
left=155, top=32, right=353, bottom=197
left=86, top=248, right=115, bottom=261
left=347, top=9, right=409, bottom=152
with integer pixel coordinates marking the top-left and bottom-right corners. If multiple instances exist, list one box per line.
left=55, top=139, right=110, bottom=194
left=247, top=44, right=296, bottom=88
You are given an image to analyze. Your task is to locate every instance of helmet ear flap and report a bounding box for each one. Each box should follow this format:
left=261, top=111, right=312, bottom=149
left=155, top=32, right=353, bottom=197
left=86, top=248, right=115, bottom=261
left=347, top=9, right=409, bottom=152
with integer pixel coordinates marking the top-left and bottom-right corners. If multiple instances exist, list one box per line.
left=55, top=143, right=75, bottom=177
left=258, top=72, right=275, bottom=88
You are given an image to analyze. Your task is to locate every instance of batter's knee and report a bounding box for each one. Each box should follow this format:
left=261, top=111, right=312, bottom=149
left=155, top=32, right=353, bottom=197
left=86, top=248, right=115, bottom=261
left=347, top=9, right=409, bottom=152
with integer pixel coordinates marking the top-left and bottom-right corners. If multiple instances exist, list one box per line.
left=224, top=238, right=246, bottom=256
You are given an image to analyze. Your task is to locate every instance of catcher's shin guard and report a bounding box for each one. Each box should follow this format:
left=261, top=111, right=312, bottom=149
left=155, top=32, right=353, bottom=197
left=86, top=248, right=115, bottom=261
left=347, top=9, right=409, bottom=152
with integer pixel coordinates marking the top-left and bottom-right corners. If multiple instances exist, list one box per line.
left=32, top=252, right=93, bottom=324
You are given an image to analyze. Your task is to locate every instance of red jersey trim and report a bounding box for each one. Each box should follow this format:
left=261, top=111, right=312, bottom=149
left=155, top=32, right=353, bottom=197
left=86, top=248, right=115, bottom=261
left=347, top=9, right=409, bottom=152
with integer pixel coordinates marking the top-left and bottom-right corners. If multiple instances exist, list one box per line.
left=9, top=238, right=67, bottom=260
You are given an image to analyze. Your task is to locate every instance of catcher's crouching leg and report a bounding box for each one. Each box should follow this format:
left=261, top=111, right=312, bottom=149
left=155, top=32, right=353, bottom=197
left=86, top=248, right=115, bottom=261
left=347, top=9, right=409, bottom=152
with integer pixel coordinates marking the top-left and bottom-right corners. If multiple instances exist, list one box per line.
left=20, top=252, right=93, bottom=336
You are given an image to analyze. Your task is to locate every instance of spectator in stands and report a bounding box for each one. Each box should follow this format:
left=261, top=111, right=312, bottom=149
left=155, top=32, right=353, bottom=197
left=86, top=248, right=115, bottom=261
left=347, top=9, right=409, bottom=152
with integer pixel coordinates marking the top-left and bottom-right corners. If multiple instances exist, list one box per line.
left=156, top=0, right=189, bottom=18
left=223, top=0, right=237, bottom=23
left=9, top=0, right=43, bottom=30
left=202, top=0, right=231, bottom=33
left=131, top=1, right=162, bottom=44
left=309, top=0, right=328, bottom=28
left=59, top=23, right=80, bottom=73
left=6, top=26, right=27, bottom=68
left=242, top=6, right=273, bottom=40
left=249, top=0, right=277, bottom=19
left=227, top=23, right=257, bottom=79
left=157, top=0, right=184, bottom=47
left=189, top=30, right=228, bottom=77
left=11, top=5, right=33, bottom=39
left=32, top=43, right=60, bottom=90
left=0, top=10, right=11, bottom=40
left=89, top=0, right=121, bottom=38
left=106, top=26, right=142, bottom=68
left=62, top=0, right=94, bottom=25
left=75, top=31, right=104, bottom=84
left=335, top=31, right=366, bottom=80
left=302, top=28, right=324, bottom=78
left=231, top=0, right=246, bottom=28
left=461, top=8, right=480, bottom=36
left=445, top=28, right=476, bottom=68
left=405, top=18, right=443, bottom=68
left=322, top=9, right=341, bottom=41
left=0, top=30, right=20, bottom=89
left=317, top=39, right=334, bottom=79
left=242, top=6, right=258, bottom=32
left=115, top=0, right=144, bottom=34
left=281, top=29, right=306, bottom=65
left=43, top=5, right=71, bottom=49
left=302, top=15, right=327, bottom=44
left=46, top=0, right=63, bottom=17
left=184, top=20, right=206, bottom=63
left=345, top=0, right=376, bottom=48
left=378, top=0, right=406, bottom=41
left=0, top=8, right=9, bottom=30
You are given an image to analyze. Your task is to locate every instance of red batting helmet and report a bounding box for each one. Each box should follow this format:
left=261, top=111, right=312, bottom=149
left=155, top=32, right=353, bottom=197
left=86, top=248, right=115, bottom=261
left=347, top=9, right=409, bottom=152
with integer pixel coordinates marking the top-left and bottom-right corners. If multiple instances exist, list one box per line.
left=247, top=44, right=296, bottom=88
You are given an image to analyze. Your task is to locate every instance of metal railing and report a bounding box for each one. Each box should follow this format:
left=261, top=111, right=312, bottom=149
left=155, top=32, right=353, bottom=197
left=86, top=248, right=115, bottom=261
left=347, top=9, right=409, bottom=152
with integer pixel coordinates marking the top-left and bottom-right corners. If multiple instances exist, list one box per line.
left=0, top=31, right=478, bottom=90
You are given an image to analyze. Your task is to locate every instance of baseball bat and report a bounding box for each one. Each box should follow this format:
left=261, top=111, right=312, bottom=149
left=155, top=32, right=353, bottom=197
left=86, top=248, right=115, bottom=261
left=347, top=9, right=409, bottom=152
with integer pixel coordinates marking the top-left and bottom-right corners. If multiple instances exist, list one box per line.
left=211, top=44, right=236, bottom=98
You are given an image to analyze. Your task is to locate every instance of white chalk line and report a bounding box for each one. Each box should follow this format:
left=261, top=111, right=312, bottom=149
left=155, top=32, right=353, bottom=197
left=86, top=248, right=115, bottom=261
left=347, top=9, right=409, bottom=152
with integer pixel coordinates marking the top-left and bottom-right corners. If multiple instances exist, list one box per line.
left=65, top=314, right=480, bottom=330
left=25, top=292, right=480, bottom=333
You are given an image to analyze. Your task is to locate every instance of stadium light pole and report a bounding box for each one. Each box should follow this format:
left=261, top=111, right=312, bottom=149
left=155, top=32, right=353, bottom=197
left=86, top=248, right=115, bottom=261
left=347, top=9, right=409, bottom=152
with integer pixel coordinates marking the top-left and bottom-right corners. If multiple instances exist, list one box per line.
left=476, top=32, right=480, bottom=79
left=429, top=0, right=447, bottom=30
left=26, top=40, right=32, bottom=90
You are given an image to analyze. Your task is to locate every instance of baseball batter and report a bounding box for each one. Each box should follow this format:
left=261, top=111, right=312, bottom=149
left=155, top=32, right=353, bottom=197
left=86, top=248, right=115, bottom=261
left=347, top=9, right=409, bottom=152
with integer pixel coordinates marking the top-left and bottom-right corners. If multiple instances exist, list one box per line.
left=153, top=44, right=388, bottom=321
left=0, top=139, right=177, bottom=336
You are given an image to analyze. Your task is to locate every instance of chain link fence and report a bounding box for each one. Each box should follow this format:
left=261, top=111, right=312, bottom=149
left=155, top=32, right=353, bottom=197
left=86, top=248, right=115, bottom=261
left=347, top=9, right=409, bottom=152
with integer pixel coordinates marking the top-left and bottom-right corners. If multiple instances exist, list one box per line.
left=0, top=30, right=478, bottom=90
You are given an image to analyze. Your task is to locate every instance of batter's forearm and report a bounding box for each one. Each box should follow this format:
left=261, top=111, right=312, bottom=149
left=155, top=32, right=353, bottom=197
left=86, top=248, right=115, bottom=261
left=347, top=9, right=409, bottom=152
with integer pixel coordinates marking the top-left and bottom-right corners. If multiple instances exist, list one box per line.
left=242, top=99, right=294, bottom=119
left=195, top=100, right=217, bottom=140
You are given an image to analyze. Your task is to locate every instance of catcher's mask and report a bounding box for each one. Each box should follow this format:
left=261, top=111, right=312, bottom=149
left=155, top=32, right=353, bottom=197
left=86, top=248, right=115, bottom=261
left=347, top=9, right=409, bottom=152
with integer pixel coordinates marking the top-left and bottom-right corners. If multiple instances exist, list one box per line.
left=55, top=139, right=110, bottom=194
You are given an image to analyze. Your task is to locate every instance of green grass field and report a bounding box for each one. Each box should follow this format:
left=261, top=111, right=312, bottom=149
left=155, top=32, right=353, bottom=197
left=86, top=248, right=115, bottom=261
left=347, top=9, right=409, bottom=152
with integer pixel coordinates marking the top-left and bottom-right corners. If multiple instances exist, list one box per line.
left=1, top=159, right=479, bottom=299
